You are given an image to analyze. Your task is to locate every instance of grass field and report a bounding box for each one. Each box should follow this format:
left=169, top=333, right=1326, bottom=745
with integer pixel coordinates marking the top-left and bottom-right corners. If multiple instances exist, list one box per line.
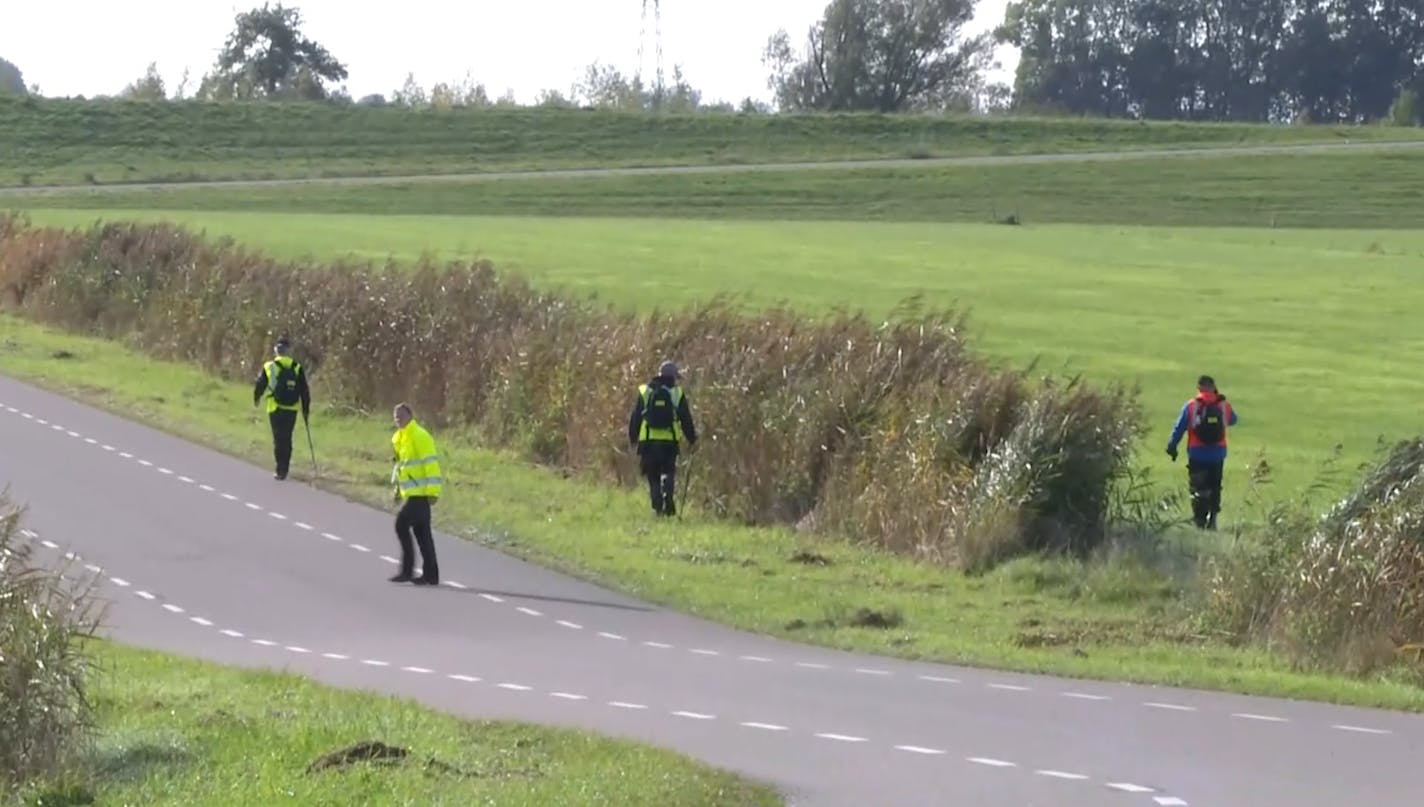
left=12, top=640, right=780, bottom=805
left=6, top=95, right=1424, bottom=187
left=3, top=314, right=1423, bottom=713
left=12, top=147, right=1424, bottom=230
left=19, top=206, right=1424, bottom=510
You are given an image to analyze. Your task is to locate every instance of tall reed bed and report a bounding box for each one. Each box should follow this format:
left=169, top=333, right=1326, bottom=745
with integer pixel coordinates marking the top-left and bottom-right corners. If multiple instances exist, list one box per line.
left=1205, top=438, right=1424, bottom=676
left=0, top=494, right=103, bottom=789
left=0, top=214, right=1144, bottom=571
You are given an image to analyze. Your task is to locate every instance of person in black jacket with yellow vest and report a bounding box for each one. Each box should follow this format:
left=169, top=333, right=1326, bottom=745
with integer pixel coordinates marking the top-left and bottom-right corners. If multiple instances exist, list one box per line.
left=628, top=360, right=698, bottom=517
left=252, top=336, right=310, bottom=480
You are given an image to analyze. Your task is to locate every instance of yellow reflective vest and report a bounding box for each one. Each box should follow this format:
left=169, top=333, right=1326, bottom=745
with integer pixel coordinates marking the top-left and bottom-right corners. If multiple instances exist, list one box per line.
left=637, top=383, right=684, bottom=443
left=262, top=356, right=302, bottom=414
left=391, top=419, right=443, bottom=499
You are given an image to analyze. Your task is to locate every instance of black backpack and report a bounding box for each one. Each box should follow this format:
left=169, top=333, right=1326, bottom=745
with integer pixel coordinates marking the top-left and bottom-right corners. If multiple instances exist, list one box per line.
left=642, top=384, right=677, bottom=432
left=1192, top=398, right=1225, bottom=444
left=271, top=361, right=301, bottom=407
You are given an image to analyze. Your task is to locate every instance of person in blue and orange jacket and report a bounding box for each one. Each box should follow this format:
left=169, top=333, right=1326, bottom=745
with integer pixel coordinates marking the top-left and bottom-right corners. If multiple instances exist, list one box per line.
left=1166, top=375, right=1238, bottom=530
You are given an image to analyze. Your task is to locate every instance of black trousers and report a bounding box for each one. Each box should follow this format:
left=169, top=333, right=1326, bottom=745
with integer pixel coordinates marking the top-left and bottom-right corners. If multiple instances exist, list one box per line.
left=638, top=442, right=679, bottom=516
left=269, top=409, right=298, bottom=478
left=1187, top=459, right=1224, bottom=529
left=394, top=496, right=438, bottom=580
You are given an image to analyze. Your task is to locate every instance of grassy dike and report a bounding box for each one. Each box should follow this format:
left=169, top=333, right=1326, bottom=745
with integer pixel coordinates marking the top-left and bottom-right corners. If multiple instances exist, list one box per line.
left=3, top=316, right=1423, bottom=712
left=17, top=146, right=1424, bottom=230
left=11, top=640, right=780, bottom=806
left=7, top=95, right=1424, bottom=187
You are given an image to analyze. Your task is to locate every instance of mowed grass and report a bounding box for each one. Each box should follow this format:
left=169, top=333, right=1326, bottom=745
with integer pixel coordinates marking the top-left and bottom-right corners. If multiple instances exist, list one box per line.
left=13, top=640, right=781, bottom=806
left=19, top=206, right=1424, bottom=509
left=13, top=147, right=1424, bottom=229
left=4, top=316, right=1424, bottom=712
left=5, top=94, right=1424, bottom=187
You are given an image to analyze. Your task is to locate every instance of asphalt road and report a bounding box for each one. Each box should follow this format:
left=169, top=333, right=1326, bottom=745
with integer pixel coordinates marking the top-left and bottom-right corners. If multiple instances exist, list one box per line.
left=3, top=372, right=1421, bottom=806
left=3, top=138, right=1424, bottom=197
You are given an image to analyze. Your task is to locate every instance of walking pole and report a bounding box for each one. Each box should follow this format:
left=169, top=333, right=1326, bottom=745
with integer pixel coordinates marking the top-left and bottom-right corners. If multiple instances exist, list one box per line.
left=677, top=446, right=696, bottom=521
left=303, top=411, right=318, bottom=478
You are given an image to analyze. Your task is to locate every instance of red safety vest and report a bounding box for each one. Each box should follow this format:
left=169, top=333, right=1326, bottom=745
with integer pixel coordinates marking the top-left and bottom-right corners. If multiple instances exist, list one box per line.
left=1186, top=395, right=1232, bottom=448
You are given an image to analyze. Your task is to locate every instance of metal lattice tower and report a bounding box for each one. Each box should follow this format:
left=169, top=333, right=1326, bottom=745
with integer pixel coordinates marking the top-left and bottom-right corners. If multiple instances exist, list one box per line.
left=636, top=0, right=664, bottom=97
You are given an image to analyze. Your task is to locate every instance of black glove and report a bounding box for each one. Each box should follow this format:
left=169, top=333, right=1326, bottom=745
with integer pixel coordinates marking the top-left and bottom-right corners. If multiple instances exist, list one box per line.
left=1166, top=446, right=1178, bottom=462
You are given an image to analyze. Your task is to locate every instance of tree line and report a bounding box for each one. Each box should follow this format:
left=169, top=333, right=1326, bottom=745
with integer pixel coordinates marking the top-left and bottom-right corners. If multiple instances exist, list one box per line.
left=3, top=0, right=1420, bottom=124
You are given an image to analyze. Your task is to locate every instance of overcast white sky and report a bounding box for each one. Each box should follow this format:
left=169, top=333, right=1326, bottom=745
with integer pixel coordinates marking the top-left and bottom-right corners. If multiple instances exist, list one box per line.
left=3, top=0, right=1016, bottom=104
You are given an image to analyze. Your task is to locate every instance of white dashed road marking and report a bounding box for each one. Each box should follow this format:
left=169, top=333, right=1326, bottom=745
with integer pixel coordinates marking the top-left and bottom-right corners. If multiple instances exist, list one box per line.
left=968, top=757, right=1016, bottom=767
left=895, top=745, right=946, bottom=755
left=1145, top=702, right=1196, bottom=712
left=1233, top=713, right=1288, bottom=723
left=815, top=733, right=867, bottom=743
left=741, top=722, right=789, bottom=732
left=1107, top=783, right=1156, bottom=794
left=1334, top=725, right=1391, bottom=735
left=1037, top=770, right=1090, bottom=780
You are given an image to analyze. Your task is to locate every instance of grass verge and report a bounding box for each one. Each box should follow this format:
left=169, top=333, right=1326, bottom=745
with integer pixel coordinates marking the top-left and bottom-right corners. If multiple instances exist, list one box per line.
left=12, top=639, right=781, bottom=806
left=11, top=148, right=1424, bottom=229
left=3, top=315, right=1423, bottom=712
left=5, top=95, right=1424, bottom=187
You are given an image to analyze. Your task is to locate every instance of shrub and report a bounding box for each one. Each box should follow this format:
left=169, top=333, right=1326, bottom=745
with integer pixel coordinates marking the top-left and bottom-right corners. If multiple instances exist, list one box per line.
left=0, top=214, right=1145, bottom=571
left=0, top=493, right=104, bottom=789
left=1205, top=438, right=1424, bottom=677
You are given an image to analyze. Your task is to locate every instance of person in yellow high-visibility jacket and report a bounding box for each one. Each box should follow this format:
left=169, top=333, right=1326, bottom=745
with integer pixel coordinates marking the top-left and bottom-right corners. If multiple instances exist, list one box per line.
left=389, top=402, right=442, bottom=585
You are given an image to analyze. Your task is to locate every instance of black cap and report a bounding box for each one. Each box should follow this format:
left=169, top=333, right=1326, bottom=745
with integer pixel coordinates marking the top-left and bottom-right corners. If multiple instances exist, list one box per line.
left=1197, top=375, right=1216, bottom=389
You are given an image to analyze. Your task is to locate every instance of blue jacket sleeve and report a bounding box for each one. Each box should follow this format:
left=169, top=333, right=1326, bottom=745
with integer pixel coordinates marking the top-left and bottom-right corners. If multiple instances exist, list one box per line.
left=1167, top=403, right=1190, bottom=450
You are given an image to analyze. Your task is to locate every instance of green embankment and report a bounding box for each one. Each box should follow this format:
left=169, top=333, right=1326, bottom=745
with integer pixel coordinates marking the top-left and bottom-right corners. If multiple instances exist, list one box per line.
left=4, top=94, right=1424, bottom=187
left=15, top=147, right=1424, bottom=230
left=11, top=640, right=780, bottom=806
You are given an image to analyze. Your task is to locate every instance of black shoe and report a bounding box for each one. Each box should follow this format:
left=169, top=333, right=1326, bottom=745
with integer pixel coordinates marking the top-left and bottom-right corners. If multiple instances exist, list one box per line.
left=388, top=573, right=413, bottom=583
left=412, top=575, right=439, bottom=586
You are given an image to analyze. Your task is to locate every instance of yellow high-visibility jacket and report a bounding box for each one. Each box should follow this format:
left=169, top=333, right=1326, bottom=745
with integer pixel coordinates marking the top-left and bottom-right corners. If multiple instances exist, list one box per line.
left=391, top=419, right=443, bottom=499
